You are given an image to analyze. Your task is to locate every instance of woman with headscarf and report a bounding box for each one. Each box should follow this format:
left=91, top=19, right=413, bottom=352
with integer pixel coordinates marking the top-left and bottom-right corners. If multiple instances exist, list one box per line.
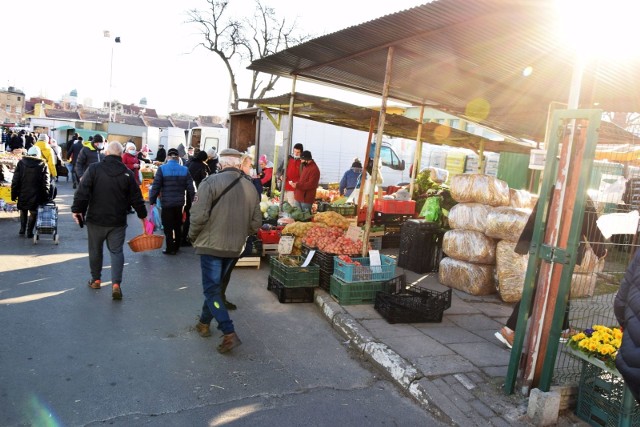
left=258, top=154, right=273, bottom=196
left=339, top=158, right=363, bottom=197
left=122, top=142, right=141, bottom=185
left=11, top=146, right=50, bottom=237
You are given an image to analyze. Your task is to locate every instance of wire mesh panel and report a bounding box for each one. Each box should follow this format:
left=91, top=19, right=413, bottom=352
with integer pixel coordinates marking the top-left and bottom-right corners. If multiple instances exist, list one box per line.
left=552, top=142, right=640, bottom=387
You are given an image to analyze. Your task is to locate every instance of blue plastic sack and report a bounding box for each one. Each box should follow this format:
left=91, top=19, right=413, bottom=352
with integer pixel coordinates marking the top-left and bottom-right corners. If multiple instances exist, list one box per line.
left=151, top=205, right=162, bottom=230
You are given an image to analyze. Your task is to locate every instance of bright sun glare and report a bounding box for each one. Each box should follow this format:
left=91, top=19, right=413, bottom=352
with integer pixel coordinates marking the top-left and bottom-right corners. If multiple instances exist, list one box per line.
left=555, top=0, right=640, bottom=60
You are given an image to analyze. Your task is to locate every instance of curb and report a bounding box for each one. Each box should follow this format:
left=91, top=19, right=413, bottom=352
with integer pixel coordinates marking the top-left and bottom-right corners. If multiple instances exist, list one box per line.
left=314, top=290, right=453, bottom=425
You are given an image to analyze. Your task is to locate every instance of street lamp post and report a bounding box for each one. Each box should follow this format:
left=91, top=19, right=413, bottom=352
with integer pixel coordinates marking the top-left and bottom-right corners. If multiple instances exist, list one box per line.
left=104, top=31, right=121, bottom=122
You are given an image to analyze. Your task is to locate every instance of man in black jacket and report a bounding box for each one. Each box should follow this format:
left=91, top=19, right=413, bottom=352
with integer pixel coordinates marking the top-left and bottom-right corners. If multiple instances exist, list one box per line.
left=71, top=140, right=147, bottom=300
left=149, top=148, right=195, bottom=255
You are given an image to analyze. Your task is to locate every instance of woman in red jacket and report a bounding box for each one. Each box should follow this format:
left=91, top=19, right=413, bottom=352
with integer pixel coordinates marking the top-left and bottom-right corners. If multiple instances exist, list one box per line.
left=122, top=142, right=141, bottom=185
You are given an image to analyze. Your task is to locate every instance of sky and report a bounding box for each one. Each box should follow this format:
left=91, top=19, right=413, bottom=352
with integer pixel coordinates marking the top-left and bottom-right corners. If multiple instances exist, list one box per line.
left=1, top=0, right=426, bottom=118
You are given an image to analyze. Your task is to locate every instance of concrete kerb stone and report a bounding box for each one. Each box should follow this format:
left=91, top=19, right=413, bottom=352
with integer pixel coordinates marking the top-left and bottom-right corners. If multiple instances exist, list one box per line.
left=333, top=313, right=375, bottom=352
left=314, top=289, right=449, bottom=423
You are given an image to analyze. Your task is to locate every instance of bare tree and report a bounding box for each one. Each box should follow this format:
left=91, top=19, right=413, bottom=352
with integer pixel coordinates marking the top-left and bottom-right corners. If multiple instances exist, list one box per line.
left=187, top=0, right=308, bottom=111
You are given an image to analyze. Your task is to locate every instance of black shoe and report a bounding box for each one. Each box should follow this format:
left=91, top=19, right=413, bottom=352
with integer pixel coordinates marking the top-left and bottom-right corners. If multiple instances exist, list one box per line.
left=224, top=300, right=237, bottom=310
left=162, top=250, right=176, bottom=255
left=73, top=184, right=77, bottom=189
left=180, top=241, right=192, bottom=247
left=27, top=233, right=34, bottom=239
left=18, top=229, right=25, bottom=236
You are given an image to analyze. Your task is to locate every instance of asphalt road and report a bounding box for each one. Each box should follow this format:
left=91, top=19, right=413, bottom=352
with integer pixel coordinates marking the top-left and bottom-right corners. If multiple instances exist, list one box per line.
left=0, top=182, right=442, bottom=426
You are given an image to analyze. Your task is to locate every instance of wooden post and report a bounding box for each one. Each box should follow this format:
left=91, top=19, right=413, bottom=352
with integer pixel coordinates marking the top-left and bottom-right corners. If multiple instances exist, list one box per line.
left=279, top=76, right=297, bottom=208
left=409, top=105, right=425, bottom=198
left=362, top=46, right=394, bottom=256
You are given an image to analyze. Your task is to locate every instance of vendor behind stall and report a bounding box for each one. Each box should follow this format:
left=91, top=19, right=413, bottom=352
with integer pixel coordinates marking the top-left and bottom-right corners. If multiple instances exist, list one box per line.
left=339, top=159, right=363, bottom=197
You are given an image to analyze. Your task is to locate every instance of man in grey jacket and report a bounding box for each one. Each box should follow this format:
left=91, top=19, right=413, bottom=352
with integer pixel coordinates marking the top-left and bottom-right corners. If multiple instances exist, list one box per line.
left=189, top=148, right=262, bottom=354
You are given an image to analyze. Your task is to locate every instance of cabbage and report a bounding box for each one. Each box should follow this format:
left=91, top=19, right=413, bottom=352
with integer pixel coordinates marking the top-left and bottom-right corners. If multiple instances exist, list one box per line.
left=259, top=201, right=269, bottom=213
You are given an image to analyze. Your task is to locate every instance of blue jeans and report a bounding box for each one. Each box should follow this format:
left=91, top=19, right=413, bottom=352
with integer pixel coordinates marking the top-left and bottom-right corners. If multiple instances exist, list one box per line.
left=199, top=255, right=235, bottom=334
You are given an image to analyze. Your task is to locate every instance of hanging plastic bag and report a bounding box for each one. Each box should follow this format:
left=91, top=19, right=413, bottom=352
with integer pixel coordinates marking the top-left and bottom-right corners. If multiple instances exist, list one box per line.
left=421, top=196, right=442, bottom=223
left=144, top=218, right=155, bottom=234
left=151, top=205, right=162, bottom=230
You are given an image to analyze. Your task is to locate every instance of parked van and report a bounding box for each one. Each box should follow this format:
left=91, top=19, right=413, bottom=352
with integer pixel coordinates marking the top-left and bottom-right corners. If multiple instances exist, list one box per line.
left=157, top=126, right=229, bottom=160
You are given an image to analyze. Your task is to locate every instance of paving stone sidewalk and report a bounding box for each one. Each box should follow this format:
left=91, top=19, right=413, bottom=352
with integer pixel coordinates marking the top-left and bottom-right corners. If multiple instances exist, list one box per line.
left=312, top=267, right=587, bottom=426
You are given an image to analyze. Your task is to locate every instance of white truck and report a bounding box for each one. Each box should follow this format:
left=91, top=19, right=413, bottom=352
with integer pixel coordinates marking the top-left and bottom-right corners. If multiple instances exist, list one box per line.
left=229, top=108, right=406, bottom=186
left=153, top=126, right=229, bottom=160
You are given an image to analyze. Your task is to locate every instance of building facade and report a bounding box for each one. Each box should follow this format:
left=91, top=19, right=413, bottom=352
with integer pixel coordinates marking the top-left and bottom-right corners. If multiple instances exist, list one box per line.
left=0, top=87, right=26, bottom=125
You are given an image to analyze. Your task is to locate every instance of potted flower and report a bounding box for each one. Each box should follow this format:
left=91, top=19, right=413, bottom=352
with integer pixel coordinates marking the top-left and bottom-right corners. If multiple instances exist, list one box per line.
left=567, top=325, right=622, bottom=371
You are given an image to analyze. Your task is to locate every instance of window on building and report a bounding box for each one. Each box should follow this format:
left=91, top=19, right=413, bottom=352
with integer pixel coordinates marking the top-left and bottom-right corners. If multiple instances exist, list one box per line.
left=5, top=105, right=10, bottom=113
left=16, top=106, right=22, bottom=114
left=17, top=96, right=21, bottom=101
left=450, top=119, right=460, bottom=129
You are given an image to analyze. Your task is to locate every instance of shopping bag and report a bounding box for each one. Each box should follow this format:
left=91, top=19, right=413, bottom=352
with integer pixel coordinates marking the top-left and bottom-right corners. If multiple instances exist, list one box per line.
left=144, top=218, right=155, bottom=234
left=151, top=205, right=162, bottom=230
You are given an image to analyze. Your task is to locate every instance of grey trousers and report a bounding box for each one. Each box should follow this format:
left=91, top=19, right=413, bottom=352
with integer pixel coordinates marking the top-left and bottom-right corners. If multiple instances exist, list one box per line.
left=86, top=223, right=127, bottom=285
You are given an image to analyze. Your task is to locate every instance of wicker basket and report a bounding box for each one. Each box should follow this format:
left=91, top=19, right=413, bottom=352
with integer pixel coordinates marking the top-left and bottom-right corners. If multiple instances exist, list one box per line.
left=128, top=233, right=164, bottom=252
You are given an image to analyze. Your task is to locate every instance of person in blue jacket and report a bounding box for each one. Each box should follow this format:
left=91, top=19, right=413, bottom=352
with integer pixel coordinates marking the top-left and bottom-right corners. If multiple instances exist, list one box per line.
left=339, top=159, right=363, bottom=197
left=149, top=148, right=195, bottom=255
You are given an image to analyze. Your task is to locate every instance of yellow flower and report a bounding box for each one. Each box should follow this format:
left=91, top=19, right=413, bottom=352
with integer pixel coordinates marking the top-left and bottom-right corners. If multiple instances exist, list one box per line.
left=599, top=344, right=616, bottom=356
left=572, top=333, right=586, bottom=342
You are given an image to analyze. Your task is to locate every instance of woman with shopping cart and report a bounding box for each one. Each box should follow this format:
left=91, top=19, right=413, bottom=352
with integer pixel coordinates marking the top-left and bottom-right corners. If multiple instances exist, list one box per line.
left=11, top=146, right=51, bottom=238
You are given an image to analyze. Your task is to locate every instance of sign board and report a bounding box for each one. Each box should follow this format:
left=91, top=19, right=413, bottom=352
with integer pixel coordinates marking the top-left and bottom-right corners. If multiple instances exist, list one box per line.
left=274, top=131, right=284, bottom=147
left=278, top=235, right=294, bottom=255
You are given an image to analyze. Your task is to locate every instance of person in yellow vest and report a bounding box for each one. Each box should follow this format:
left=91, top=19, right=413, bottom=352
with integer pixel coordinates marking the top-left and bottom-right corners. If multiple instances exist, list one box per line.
left=35, top=134, right=58, bottom=179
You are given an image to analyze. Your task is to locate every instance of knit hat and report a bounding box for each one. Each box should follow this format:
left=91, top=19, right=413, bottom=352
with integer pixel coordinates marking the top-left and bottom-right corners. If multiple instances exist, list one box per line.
left=27, top=146, right=41, bottom=158
left=352, top=160, right=362, bottom=168
left=300, top=150, right=313, bottom=160
left=37, top=134, right=49, bottom=143
left=125, top=142, right=136, bottom=151
left=141, top=144, right=149, bottom=153
left=206, top=148, right=218, bottom=159
left=259, top=154, right=268, bottom=164
left=93, top=134, right=104, bottom=143
left=167, top=148, right=180, bottom=157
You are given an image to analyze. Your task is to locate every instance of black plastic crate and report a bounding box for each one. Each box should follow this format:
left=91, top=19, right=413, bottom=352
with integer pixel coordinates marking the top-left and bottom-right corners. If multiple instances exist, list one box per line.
left=381, top=233, right=401, bottom=249
left=397, top=220, right=445, bottom=274
left=319, top=267, right=332, bottom=292
left=373, top=212, right=414, bottom=224
left=267, top=275, right=315, bottom=303
left=375, top=278, right=452, bottom=324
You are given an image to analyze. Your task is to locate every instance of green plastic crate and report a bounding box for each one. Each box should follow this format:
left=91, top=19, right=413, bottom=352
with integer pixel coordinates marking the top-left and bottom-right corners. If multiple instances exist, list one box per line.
left=575, top=360, right=640, bottom=427
left=329, top=275, right=396, bottom=305
left=328, top=203, right=358, bottom=216
left=269, top=256, right=319, bottom=288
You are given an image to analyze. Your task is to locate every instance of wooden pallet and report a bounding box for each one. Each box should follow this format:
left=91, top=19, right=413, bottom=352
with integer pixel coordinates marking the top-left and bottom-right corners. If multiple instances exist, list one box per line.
left=262, top=243, right=279, bottom=257
left=235, top=257, right=260, bottom=269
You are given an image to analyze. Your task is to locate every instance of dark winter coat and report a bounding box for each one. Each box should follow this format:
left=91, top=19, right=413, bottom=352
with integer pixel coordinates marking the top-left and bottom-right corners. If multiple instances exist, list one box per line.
left=68, top=141, right=84, bottom=165
left=294, top=160, right=320, bottom=204
left=148, top=159, right=195, bottom=208
left=155, top=147, right=167, bottom=163
left=71, top=155, right=146, bottom=227
left=11, top=156, right=50, bottom=210
left=75, top=143, right=102, bottom=178
left=206, top=158, right=219, bottom=174
left=188, top=156, right=210, bottom=189
left=615, top=249, right=640, bottom=403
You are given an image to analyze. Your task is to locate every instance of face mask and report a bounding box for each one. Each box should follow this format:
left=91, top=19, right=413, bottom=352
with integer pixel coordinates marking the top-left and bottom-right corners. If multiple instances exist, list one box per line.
left=95, top=143, right=104, bottom=150
left=128, top=149, right=136, bottom=155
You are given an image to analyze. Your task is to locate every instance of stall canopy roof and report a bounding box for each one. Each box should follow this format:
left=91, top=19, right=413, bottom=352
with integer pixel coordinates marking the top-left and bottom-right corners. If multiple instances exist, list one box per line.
left=242, top=92, right=535, bottom=154
left=248, top=0, right=640, bottom=144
